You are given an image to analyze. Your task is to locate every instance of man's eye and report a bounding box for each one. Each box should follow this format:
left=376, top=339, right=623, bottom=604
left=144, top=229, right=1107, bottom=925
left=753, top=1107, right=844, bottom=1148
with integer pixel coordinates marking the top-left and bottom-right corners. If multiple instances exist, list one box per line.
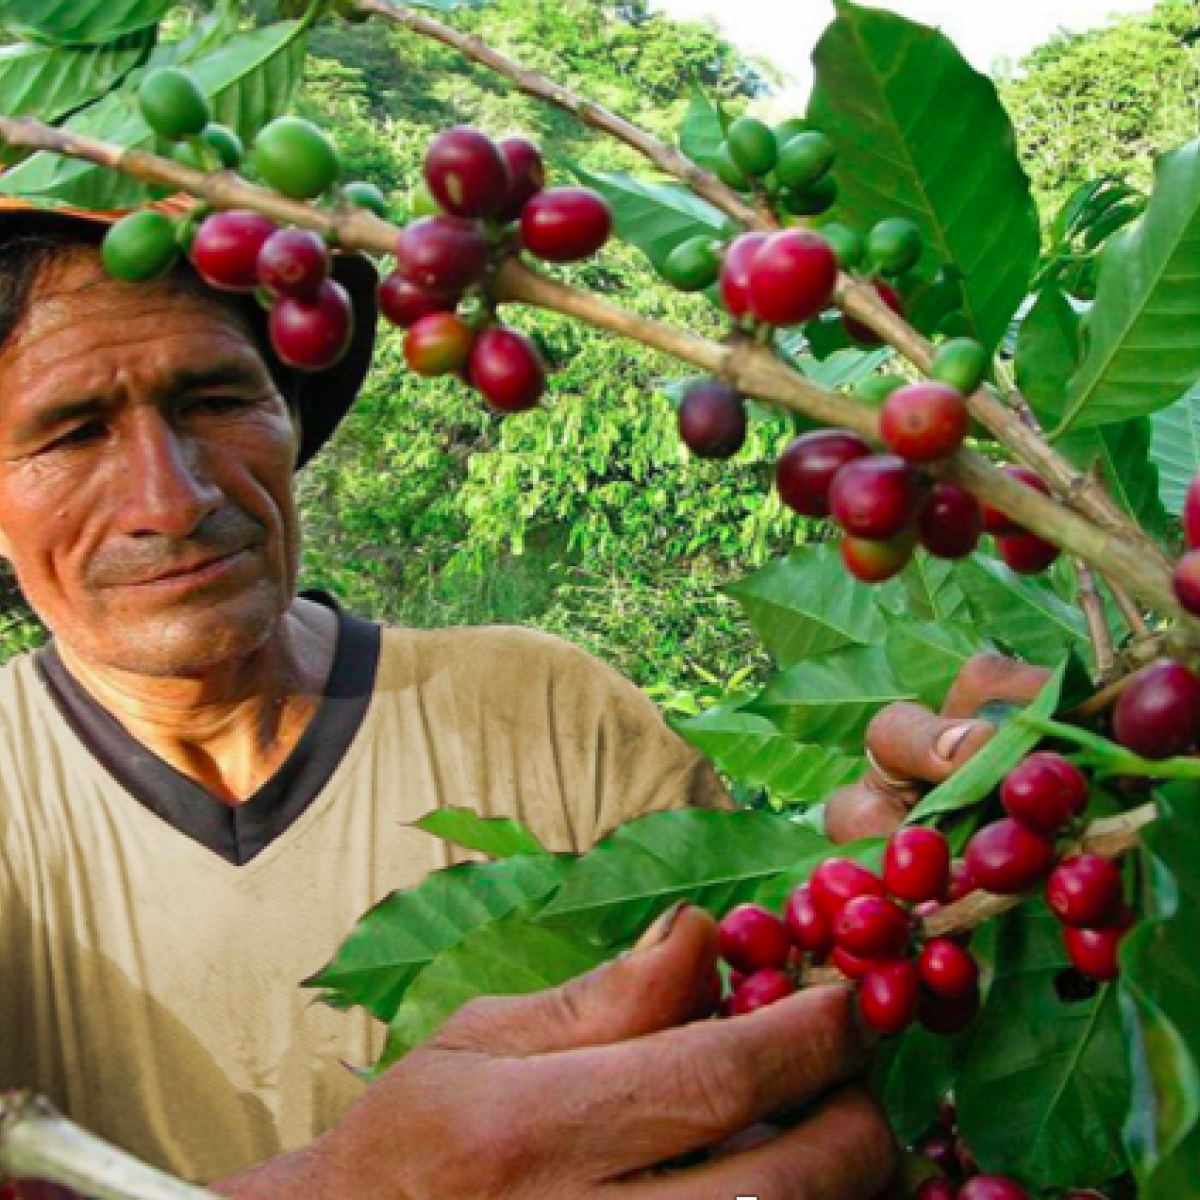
left=50, top=422, right=104, bottom=449
left=185, top=395, right=247, bottom=414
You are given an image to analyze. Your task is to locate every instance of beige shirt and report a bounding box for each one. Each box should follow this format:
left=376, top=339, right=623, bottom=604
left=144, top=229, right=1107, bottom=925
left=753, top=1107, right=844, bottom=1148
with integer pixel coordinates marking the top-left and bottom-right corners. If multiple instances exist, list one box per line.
left=0, top=622, right=734, bottom=1184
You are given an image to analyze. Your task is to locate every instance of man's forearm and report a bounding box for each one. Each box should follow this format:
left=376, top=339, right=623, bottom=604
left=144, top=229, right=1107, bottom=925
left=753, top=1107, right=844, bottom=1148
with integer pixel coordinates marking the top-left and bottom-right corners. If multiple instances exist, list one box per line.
left=208, top=1141, right=343, bottom=1200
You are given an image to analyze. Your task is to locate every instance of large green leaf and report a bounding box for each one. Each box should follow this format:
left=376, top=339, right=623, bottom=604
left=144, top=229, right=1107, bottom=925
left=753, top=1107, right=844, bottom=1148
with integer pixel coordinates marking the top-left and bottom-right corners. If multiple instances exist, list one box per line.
left=956, top=898, right=1132, bottom=1187
left=0, top=22, right=307, bottom=209
left=1055, top=139, right=1200, bottom=433
left=412, top=807, right=546, bottom=859
left=538, top=809, right=828, bottom=945
left=901, top=555, right=970, bottom=624
left=301, top=854, right=568, bottom=1024
left=1120, top=783, right=1200, bottom=1196
left=884, top=620, right=987, bottom=710
left=1149, top=381, right=1200, bottom=517
left=807, top=0, right=1039, bottom=351
left=678, top=88, right=726, bottom=168
left=724, top=544, right=895, bottom=668
left=0, top=0, right=171, bottom=45
left=671, top=702, right=862, bottom=805
left=1017, top=286, right=1083, bottom=419
left=744, top=644, right=914, bottom=749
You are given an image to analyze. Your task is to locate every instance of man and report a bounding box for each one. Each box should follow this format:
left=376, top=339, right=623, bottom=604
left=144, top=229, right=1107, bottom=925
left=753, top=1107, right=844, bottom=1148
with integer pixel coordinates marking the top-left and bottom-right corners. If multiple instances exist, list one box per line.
left=0, top=200, right=1035, bottom=1199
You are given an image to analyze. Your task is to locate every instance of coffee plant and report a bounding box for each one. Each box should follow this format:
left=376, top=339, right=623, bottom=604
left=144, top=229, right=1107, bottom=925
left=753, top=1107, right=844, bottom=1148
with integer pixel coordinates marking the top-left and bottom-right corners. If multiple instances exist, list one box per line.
left=0, top=0, right=1197, bottom=1196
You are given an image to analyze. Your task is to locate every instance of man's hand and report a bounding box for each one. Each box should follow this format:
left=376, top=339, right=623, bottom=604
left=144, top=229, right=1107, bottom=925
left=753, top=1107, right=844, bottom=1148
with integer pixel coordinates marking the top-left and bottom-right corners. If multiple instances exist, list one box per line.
left=308, top=904, right=896, bottom=1199
left=826, top=654, right=1051, bottom=843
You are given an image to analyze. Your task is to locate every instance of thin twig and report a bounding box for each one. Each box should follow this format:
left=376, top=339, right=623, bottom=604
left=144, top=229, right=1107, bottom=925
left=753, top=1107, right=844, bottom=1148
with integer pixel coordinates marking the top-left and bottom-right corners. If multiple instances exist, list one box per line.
left=1106, top=572, right=1153, bottom=636
left=1077, top=560, right=1116, bottom=679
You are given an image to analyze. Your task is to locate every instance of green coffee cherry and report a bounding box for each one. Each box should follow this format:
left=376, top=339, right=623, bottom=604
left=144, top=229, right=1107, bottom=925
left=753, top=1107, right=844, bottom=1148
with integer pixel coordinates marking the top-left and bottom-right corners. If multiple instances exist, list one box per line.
left=252, top=116, right=340, bottom=199
left=817, top=223, right=864, bottom=270
left=661, top=235, right=723, bottom=292
left=343, top=180, right=390, bottom=218
left=775, top=131, right=835, bottom=191
left=726, top=117, right=777, bottom=178
left=868, top=217, right=922, bottom=276
left=855, top=375, right=906, bottom=405
left=138, top=68, right=210, bottom=142
left=931, top=337, right=989, bottom=395
left=713, top=143, right=752, bottom=192
left=102, top=211, right=181, bottom=282
left=409, top=180, right=443, bottom=218
left=782, top=174, right=838, bottom=216
left=774, top=117, right=809, bottom=144
left=202, top=123, right=244, bottom=169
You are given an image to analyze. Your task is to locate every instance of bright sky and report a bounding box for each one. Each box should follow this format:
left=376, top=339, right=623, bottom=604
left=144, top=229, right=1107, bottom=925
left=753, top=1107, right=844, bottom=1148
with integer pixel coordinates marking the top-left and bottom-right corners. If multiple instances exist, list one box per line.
left=653, top=0, right=1160, bottom=108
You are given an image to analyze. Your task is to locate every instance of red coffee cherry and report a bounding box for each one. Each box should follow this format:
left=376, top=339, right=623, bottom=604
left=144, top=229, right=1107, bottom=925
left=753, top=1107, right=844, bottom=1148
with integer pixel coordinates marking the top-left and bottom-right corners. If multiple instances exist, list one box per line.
left=1064, top=913, right=1133, bottom=982
left=830, top=945, right=876, bottom=980
left=467, top=326, right=546, bottom=412
left=859, top=960, right=921, bottom=1034
left=728, top=967, right=797, bottom=1015
left=191, top=210, right=278, bottom=292
left=885, top=827, right=951, bottom=903
left=1172, top=549, right=1200, bottom=616
left=1186, top=474, right=1200, bottom=549
left=834, top=895, right=911, bottom=960
left=783, top=884, right=835, bottom=957
left=958, top=1177, right=1031, bottom=1200
left=980, top=465, right=1050, bottom=534
left=424, top=126, right=510, bottom=219
left=494, top=135, right=545, bottom=222
left=918, top=937, right=980, bottom=999
left=919, top=481, right=983, bottom=559
left=918, top=984, right=980, bottom=1036
left=829, top=454, right=925, bottom=540
left=964, top=818, right=1056, bottom=894
left=404, top=312, right=475, bottom=377
left=746, top=229, right=838, bottom=326
left=717, top=904, right=792, bottom=974
left=520, top=187, right=613, bottom=262
left=880, top=382, right=968, bottom=462
left=810, top=857, right=886, bottom=922
left=775, top=429, right=872, bottom=517
left=378, top=271, right=459, bottom=328
left=677, top=379, right=747, bottom=459
left=841, top=531, right=916, bottom=583
left=995, top=530, right=1060, bottom=574
left=1113, top=659, right=1200, bottom=759
left=396, top=215, right=489, bottom=293
left=916, top=1179, right=957, bottom=1200
left=843, top=279, right=902, bottom=345
left=947, top=859, right=977, bottom=903
left=1048, top=855, right=1125, bottom=929
left=269, top=278, right=353, bottom=370
left=1001, top=751, right=1088, bottom=835
left=256, top=227, right=330, bottom=299
left=719, top=232, right=768, bottom=320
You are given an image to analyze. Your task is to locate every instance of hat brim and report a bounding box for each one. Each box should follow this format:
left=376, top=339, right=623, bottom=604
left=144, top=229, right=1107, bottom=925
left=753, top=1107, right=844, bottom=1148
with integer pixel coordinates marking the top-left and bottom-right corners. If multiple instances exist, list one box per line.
left=0, top=199, right=379, bottom=469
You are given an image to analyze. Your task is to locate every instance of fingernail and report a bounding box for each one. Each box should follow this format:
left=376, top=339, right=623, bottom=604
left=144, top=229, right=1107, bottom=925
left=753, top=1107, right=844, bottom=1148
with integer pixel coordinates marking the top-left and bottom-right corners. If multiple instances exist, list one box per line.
left=633, top=900, right=689, bottom=954
left=935, top=720, right=982, bottom=764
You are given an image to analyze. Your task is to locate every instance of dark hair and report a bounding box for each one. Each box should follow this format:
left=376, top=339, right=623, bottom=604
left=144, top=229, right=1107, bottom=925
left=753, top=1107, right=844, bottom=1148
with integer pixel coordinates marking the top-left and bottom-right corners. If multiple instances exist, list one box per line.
left=0, top=223, right=301, bottom=406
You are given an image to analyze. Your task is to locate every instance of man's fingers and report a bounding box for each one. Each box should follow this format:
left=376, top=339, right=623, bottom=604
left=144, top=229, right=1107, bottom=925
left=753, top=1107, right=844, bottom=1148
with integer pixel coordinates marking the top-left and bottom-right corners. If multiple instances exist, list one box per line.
left=866, top=702, right=995, bottom=788
left=824, top=784, right=909, bottom=843
left=940, top=654, right=1052, bottom=719
left=616, top=1084, right=896, bottom=1200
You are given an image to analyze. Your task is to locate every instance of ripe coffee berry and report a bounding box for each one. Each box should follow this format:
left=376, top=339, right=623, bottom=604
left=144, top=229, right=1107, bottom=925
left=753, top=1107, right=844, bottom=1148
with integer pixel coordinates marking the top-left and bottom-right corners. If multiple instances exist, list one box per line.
left=1047, top=855, right=1124, bottom=928
left=1172, top=549, right=1200, bottom=616
left=520, top=187, right=613, bottom=262
left=947, top=859, right=977, bottom=903
left=1113, top=659, right=1200, bottom=759
left=191, top=210, right=278, bottom=292
left=919, top=481, right=983, bottom=559
left=746, top=229, right=838, bottom=326
left=965, top=818, right=1056, bottom=894
left=256, top=228, right=330, bottom=299
left=494, top=135, right=545, bottom=222
left=879, top=382, right=968, bottom=462
left=783, top=884, right=835, bottom=957
left=810, top=857, right=886, bottom=922
left=885, top=827, right=951, bottom=904
left=980, top=465, right=1050, bottom=534
left=915, top=1179, right=956, bottom=1200
left=378, top=272, right=459, bottom=328
left=829, top=454, right=925, bottom=540
left=424, top=126, right=510, bottom=219
left=719, top=232, right=768, bottom=320
left=1065, top=915, right=1133, bottom=982
left=1001, top=752, right=1088, bottom=835
left=1186, top=474, right=1200, bottom=548
left=717, top=904, right=792, bottom=974
left=829, top=945, right=875, bottom=980
left=468, top=326, right=546, bottom=412
left=404, top=312, right=475, bottom=377
left=958, top=1176, right=1031, bottom=1200
left=841, top=532, right=916, bottom=583
left=775, top=429, right=872, bottom=517
left=834, top=895, right=911, bottom=960
left=859, top=960, right=921, bottom=1034
left=678, top=380, right=747, bottom=458
left=918, top=938, right=980, bottom=999
left=396, top=216, right=489, bottom=294
left=269, top=278, right=353, bottom=370
left=996, top=530, right=1060, bottom=574
left=729, top=967, right=797, bottom=1015
left=843, top=279, right=902, bottom=345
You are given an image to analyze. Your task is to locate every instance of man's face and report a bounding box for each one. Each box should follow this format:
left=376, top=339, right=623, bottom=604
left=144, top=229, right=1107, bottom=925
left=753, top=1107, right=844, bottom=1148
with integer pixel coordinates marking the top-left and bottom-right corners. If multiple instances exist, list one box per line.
left=0, top=249, right=303, bottom=678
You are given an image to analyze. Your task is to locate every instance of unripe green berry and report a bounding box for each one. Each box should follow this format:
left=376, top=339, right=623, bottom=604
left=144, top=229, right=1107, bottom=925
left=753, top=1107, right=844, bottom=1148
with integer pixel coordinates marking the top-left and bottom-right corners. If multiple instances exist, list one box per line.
left=817, top=223, right=864, bottom=270
left=868, top=217, right=923, bottom=276
left=661, top=235, right=723, bottom=292
left=409, top=180, right=443, bottom=218
left=344, top=180, right=390, bottom=217
left=782, top=174, right=838, bottom=216
left=775, top=131, right=835, bottom=191
left=713, top=143, right=752, bottom=192
left=855, top=375, right=906, bottom=405
left=931, top=337, right=989, bottom=396
left=252, top=115, right=340, bottom=199
left=202, top=123, right=244, bottom=169
left=774, top=117, right=809, bottom=144
left=726, top=117, right=777, bottom=178
left=138, top=67, right=210, bottom=141
left=102, top=210, right=181, bottom=282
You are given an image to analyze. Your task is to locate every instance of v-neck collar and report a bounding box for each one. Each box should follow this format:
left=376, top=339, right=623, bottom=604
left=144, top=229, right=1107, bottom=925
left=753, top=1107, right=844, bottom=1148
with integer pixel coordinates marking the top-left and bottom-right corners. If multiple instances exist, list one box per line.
left=32, top=590, right=382, bottom=866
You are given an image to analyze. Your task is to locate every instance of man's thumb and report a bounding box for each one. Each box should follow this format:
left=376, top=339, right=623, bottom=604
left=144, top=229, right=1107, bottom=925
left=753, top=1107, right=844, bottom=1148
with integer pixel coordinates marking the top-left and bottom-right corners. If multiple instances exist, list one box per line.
left=436, top=902, right=719, bottom=1057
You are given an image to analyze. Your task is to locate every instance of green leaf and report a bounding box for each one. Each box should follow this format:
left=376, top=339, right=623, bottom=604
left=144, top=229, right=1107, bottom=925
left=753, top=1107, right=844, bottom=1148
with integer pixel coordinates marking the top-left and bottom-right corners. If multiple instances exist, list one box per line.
left=301, top=854, right=569, bottom=1024
left=957, top=554, right=1090, bottom=666
left=378, top=918, right=610, bottom=1073
left=956, top=898, right=1132, bottom=1187
left=1149, top=381, right=1200, bottom=517
left=538, top=808, right=828, bottom=945
left=0, top=22, right=307, bottom=209
left=808, top=0, right=1039, bottom=351
left=1055, top=139, right=1200, bottom=433
left=671, top=702, right=862, bottom=806
left=908, top=660, right=1066, bottom=822
left=744, top=644, right=914, bottom=749
left=1017, top=286, right=1083, bottom=419
left=678, top=88, right=725, bottom=168
left=901, top=555, right=970, bottom=623
left=884, top=620, right=988, bottom=709
left=412, top=807, right=546, bottom=859
left=724, top=544, right=895, bottom=667
left=1121, top=784, right=1200, bottom=1193
left=877, top=1023, right=968, bottom=1147
left=0, top=0, right=171, bottom=45
left=1059, top=417, right=1169, bottom=537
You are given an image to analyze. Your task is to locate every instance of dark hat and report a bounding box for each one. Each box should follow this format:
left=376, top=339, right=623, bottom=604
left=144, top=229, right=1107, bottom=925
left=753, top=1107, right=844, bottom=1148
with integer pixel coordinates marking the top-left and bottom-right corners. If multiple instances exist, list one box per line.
left=0, top=196, right=379, bottom=468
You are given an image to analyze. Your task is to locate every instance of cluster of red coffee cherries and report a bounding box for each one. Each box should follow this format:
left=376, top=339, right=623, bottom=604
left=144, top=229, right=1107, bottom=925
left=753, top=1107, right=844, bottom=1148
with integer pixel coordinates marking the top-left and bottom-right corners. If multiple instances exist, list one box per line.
left=379, top=125, right=613, bottom=413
